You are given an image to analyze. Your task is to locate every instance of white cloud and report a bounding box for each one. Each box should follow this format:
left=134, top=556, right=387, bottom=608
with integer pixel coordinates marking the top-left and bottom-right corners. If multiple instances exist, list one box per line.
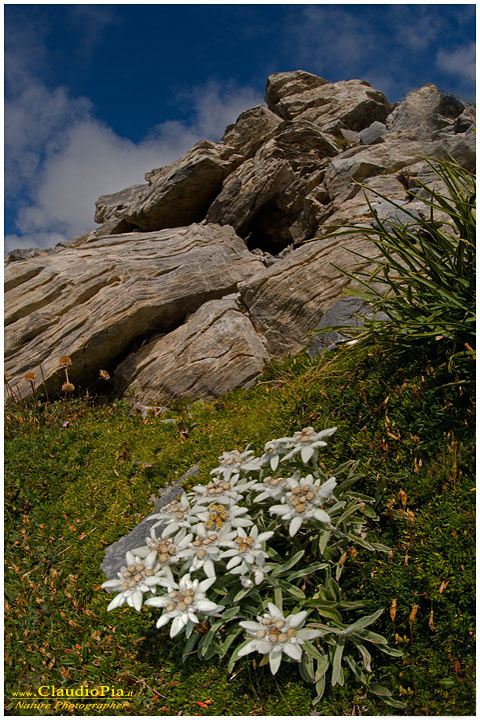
left=6, top=74, right=262, bottom=251
left=436, top=43, right=476, bottom=88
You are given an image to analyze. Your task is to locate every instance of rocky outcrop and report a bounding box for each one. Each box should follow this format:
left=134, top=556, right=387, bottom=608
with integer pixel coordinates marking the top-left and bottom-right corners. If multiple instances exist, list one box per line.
left=265, top=71, right=392, bottom=133
left=5, top=224, right=263, bottom=400
left=5, top=70, right=475, bottom=405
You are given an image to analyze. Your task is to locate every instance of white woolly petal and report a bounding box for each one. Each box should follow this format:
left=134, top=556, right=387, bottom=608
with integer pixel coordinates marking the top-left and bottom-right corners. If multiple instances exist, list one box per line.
left=162, top=522, right=179, bottom=537
left=254, top=570, right=264, bottom=585
left=283, top=642, right=302, bottom=661
left=204, top=559, right=216, bottom=578
left=287, top=610, right=308, bottom=628
left=289, top=516, right=303, bottom=536
left=170, top=615, right=187, bottom=637
left=237, top=640, right=258, bottom=657
left=270, top=456, right=280, bottom=471
left=107, top=594, right=125, bottom=612
left=198, top=576, right=216, bottom=593
left=125, top=551, right=135, bottom=565
left=143, top=576, right=163, bottom=586
left=145, top=551, right=158, bottom=568
left=239, top=621, right=261, bottom=633
left=145, top=595, right=169, bottom=607
left=269, top=504, right=287, bottom=515
left=156, top=614, right=171, bottom=629
left=196, top=599, right=219, bottom=612
left=132, top=590, right=143, bottom=612
left=301, top=445, right=315, bottom=463
left=226, top=556, right=242, bottom=569
left=101, top=579, right=121, bottom=589
left=313, top=509, right=331, bottom=524
left=269, top=649, right=283, bottom=675
left=297, top=628, right=323, bottom=640
left=257, top=531, right=274, bottom=542
left=132, top=546, right=150, bottom=558
left=267, top=602, right=283, bottom=618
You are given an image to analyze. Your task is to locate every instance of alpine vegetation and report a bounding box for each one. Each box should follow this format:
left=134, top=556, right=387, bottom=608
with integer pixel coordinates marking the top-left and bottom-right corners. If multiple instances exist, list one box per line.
left=100, top=427, right=404, bottom=707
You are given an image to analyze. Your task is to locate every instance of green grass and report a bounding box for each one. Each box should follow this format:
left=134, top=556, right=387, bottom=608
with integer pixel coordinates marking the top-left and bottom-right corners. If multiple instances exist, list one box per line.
left=5, top=343, right=475, bottom=715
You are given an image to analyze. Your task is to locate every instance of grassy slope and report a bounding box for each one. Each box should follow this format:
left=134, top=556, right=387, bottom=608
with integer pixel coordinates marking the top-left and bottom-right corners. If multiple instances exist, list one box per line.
left=5, top=344, right=475, bottom=716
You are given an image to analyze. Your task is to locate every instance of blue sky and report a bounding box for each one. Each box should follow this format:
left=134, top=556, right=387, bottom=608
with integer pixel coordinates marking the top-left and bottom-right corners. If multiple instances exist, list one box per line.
left=4, top=3, right=476, bottom=251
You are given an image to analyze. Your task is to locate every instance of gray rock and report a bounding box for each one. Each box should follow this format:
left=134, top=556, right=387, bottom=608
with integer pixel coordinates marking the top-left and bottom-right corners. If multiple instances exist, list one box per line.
left=340, top=128, right=360, bottom=144
left=359, top=121, right=386, bottom=145
left=238, top=234, right=384, bottom=358
left=371, top=198, right=426, bottom=230
left=308, top=297, right=388, bottom=357
left=100, top=464, right=199, bottom=580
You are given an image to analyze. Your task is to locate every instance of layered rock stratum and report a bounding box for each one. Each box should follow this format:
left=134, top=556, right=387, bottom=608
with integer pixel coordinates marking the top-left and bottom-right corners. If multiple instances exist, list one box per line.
left=5, top=71, right=475, bottom=403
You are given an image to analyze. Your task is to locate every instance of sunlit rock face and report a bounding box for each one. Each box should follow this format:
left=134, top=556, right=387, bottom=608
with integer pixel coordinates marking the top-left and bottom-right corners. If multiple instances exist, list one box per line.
left=5, top=71, right=475, bottom=404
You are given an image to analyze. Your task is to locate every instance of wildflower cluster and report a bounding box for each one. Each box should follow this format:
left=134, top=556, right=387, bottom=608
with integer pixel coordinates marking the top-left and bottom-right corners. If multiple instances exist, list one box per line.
left=100, top=427, right=403, bottom=708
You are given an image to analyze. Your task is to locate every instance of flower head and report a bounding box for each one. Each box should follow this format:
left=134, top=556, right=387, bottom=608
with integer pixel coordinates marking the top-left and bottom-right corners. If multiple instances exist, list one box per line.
left=210, top=449, right=262, bottom=483
left=282, top=427, right=337, bottom=464
left=222, top=525, right=273, bottom=585
left=133, top=527, right=193, bottom=573
left=191, top=474, right=255, bottom=507
left=252, top=475, right=289, bottom=502
left=150, top=493, right=194, bottom=537
left=192, top=502, right=253, bottom=534
left=177, top=527, right=230, bottom=578
left=101, top=550, right=166, bottom=612
left=145, top=574, right=223, bottom=637
left=268, top=475, right=336, bottom=536
left=238, top=603, right=322, bottom=674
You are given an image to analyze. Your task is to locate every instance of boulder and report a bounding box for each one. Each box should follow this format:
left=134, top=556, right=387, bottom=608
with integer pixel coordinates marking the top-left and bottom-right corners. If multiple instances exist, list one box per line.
left=116, top=294, right=268, bottom=405
left=265, top=70, right=391, bottom=132
left=222, top=105, right=282, bottom=158
left=386, top=85, right=464, bottom=139
left=359, top=121, right=387, bottom=145
left=94, top=140, right=244, bottom=235
left=5, top=224, right=264, bottom=401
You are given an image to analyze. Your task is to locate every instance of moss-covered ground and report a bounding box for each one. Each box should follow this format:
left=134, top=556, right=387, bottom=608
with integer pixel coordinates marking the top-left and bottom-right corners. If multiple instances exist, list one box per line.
left=5, top=344, right=475, bottom=715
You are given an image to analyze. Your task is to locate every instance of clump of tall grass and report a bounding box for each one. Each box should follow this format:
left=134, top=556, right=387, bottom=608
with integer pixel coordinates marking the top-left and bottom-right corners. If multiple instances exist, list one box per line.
left=319, top=158, right=475, bottom=384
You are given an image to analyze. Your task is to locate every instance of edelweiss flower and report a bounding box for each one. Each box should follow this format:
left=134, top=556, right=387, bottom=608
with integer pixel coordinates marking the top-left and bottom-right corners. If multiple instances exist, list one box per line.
left=269, top=475, right=336, bottom=536
left=260, top=439, right=291, bottom=471
left=222, top=525, right=274, bottom=584
left=178, top=527, right=230, bottom=578
left=252, top=475, right=290, bottom=502
left=150, top=492, right=194, bottom=538
left=192, top=502, right=253, bottom=533
left=281, top=427, right=337, bottom=464
left=101, top=550, right=167, bottom=612
left=210, top=449, right=262, bottom=483
left=238, top=603, right=322, bottom=674
left=133, top=527, right=193, bottom=572
left=145, top=574, right=223, bottom=637
left=191, top=475, right=255, bottom=507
